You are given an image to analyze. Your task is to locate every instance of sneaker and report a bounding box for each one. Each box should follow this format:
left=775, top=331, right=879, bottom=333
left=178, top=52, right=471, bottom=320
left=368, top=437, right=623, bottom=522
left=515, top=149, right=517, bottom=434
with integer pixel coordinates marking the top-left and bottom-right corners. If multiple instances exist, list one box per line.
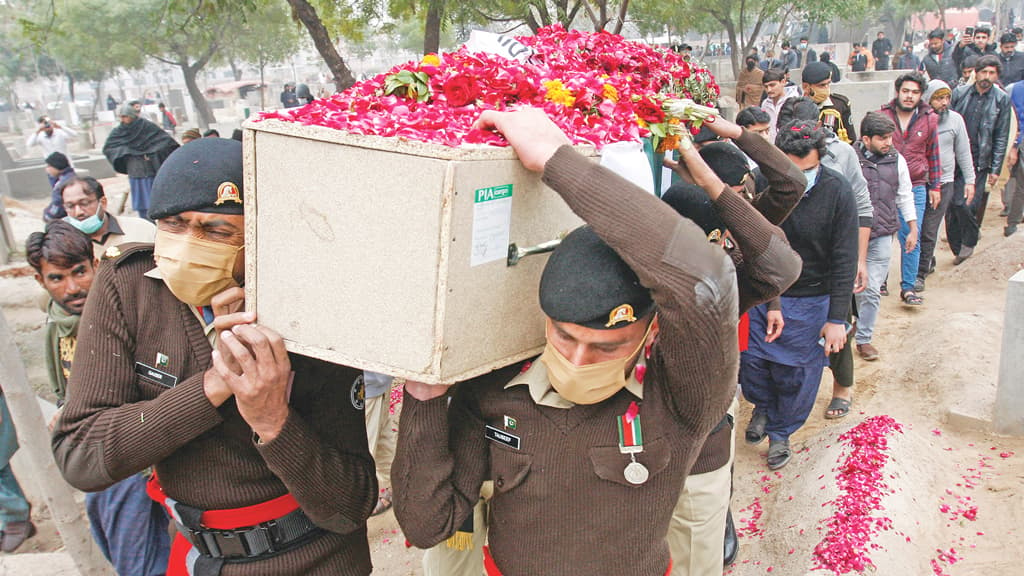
left=1006, top=224, right=1019, bottom=237
left=914, top=277, right=925, bottom=292
left=0, top=520, right=36, bottom=553
left=856, top=343, right=880, bottom=361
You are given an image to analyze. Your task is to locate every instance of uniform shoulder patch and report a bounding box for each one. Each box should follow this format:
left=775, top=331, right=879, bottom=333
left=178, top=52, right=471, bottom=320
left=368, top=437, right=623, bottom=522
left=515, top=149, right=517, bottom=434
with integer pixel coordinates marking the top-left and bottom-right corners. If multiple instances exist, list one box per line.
left=107, top=242, right=155, bottom=268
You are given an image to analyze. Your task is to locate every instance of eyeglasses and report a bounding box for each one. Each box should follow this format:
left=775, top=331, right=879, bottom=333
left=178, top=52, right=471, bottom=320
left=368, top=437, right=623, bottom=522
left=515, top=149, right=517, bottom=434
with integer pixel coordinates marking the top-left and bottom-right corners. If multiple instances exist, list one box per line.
left=63, top=197, right=98, bottom=212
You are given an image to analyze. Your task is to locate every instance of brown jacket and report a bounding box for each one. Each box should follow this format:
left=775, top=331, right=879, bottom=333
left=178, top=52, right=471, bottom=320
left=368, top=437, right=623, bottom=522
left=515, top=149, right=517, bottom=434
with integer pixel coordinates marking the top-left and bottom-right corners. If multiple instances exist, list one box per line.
left=736, top=66, right=765, bottom=108
left=392, top=146, right=800, bottom=574
left=52, top=244, right=377, bottom=575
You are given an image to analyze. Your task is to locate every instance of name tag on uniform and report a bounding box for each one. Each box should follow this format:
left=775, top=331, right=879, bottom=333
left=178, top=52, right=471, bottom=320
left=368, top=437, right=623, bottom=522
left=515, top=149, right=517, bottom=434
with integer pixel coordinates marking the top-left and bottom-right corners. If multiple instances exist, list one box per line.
left=135, top=362, right=178, bottom=388
left=485, top=425, right=521, bottom=450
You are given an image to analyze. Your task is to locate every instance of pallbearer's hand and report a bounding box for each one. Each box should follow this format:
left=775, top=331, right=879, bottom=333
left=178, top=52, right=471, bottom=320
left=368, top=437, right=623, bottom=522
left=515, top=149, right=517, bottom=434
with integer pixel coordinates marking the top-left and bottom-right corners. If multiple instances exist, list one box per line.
left=473, top=108, right=571, bottom=173
left=215, top=325, right=292, bottom=442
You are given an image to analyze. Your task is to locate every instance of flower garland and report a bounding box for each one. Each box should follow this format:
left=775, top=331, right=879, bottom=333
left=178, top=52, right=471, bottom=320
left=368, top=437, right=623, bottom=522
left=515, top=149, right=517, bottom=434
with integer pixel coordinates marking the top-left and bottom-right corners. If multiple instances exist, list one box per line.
left=258, top=25, right=719, bottom=151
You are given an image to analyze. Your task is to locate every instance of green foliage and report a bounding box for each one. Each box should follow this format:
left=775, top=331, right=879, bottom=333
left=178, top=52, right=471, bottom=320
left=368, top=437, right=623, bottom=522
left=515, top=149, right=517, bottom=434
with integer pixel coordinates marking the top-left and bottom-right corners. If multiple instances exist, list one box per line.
left=222, top=1, right=304, bottom=71
left=383, top=68, right=431, bottom=101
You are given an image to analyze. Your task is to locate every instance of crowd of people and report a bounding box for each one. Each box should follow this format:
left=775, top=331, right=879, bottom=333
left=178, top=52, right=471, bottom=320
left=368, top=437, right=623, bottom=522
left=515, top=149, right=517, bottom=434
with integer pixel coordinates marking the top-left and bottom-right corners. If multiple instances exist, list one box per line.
left=0, top=23, right=1020, bottom=576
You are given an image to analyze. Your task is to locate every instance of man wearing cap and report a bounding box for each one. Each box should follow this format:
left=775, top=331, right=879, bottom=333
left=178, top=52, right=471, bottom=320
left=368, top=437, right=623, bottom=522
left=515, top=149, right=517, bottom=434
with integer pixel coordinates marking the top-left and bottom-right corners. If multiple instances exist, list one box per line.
left=802, top=61, right=857, bottom=143
left=59, top=176, right=156, bottom=259
left=53, top=138, right=378, bottom=576
left=102, top=104, right=179, bottom=221
left=42, top=152, right=77, bottom=222
left=919, top=80, right=975, bottom=281
left=393, top=108, right=801, bottom=575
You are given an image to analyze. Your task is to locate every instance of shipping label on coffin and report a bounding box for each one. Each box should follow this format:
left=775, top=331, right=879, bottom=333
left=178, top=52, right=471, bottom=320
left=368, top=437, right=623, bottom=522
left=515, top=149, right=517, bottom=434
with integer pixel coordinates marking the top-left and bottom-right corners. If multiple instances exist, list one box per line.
left=471, top=184, right=513, bottom=267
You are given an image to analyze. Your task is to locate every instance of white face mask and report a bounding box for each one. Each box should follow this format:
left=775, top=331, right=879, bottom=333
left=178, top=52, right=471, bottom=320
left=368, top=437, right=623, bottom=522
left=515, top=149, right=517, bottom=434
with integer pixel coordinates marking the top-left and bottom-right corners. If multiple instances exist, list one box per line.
left=802, top=166, right=820, bottom=192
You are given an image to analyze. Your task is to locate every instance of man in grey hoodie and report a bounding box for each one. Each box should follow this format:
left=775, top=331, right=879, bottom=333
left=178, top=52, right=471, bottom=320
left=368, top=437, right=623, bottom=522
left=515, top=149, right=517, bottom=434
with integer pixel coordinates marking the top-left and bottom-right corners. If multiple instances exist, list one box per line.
left=919, top=79, right=976, bottom=288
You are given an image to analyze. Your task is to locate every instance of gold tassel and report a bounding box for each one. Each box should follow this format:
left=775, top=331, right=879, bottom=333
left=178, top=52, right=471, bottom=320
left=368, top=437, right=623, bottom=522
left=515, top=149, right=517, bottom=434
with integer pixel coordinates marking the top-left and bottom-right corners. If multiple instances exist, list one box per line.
left=445, top=531, right=473, bottom=551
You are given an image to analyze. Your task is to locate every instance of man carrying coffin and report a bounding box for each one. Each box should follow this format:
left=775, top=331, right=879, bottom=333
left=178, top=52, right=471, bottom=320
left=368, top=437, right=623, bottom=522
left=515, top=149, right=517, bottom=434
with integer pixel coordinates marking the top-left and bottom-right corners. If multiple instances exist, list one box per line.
left=53, top=138, right=377, bottom=576
left=393, top=108, right=801, bottom=575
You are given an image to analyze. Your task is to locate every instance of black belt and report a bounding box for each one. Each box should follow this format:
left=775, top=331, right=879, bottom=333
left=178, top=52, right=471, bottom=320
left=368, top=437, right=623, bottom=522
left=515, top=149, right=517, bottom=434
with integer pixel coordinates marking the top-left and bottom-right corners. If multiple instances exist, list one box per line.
left=177, top=507, right=323, bottom=561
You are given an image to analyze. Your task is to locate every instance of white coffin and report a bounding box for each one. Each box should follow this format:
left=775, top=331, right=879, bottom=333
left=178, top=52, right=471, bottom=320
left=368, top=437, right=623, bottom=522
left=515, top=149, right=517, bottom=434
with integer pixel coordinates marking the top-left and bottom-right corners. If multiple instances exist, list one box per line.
left=243, top=119, right=589, bottom=383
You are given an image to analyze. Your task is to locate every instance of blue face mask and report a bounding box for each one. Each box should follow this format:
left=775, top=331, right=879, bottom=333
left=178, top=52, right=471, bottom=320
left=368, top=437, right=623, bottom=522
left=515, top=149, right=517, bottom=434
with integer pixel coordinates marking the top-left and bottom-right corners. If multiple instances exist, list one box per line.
left=64, top=212, right=104, bottom=234
left=802, top=166, right=819, bottom=193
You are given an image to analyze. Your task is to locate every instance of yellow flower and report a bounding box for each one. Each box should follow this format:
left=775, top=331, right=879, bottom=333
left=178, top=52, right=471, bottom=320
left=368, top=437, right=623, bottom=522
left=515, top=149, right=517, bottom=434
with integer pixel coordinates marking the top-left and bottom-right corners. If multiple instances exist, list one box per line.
left=543, top=79, right=576, bottom=107
left=602, top=84, right=619, bottom=102
left=422, top=53, right=441, bottom=66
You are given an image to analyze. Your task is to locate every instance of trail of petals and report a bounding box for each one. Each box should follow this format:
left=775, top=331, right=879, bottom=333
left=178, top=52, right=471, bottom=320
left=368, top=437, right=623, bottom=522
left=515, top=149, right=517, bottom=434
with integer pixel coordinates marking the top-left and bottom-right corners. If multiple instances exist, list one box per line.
left=811, top=416, right=903, bottom=574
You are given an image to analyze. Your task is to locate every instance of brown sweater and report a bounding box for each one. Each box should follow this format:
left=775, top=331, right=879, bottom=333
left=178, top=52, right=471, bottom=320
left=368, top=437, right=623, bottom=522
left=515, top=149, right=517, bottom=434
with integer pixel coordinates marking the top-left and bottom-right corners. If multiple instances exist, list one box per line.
left=51, top=244, right=377, bottom=575
left=392, top=146, right=799, bottom=575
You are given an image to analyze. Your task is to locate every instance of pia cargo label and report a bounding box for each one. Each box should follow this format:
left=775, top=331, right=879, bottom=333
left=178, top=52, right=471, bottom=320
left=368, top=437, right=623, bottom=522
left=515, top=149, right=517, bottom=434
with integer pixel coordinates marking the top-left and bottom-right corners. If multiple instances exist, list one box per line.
left=471, top=185, right=513, bottom=267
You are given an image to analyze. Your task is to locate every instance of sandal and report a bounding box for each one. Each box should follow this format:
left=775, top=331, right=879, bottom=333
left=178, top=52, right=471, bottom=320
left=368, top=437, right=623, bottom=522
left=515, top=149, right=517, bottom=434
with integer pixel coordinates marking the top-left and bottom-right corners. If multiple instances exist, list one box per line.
left=767, top=438, right=791, bottom=470
left=824, top=397, right=852, bottom=419
left=879, top=281, right=889, bottom=296
left=900, top=290, right=923, bottom=306
left=371, top=487, right=393, bottom=517
left=745, top=412, right=767, bottom=445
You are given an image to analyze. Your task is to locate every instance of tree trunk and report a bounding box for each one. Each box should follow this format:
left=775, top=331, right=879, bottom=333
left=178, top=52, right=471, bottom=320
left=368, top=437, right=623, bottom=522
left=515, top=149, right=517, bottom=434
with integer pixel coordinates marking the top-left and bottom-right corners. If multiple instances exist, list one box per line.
left=424, top=0, right=443, bottom=55
left=611, top=0, right=629, bottom=35
left=722, top=21, right=741, bottom=81
left=286, top=0, right=356, bottom=92
left=182, top=64, right=216, bottom=130
left=229, top=59, right=242, bottom=81
left=0, top=315, right=115, bottom=576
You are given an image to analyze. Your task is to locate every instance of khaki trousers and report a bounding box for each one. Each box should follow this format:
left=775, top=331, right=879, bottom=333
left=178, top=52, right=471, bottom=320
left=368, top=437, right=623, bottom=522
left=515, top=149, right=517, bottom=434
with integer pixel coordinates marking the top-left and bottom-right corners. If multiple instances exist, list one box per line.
left=422, top=498, right=489, bottom=576
left=364, top=392, right=396, bottom=488
left=668, top=397, right=737, bottom=576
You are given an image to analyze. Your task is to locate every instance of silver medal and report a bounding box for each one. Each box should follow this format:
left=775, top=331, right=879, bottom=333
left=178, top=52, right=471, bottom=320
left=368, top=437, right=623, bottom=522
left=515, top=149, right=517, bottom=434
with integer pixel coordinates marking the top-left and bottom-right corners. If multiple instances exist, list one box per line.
left=624, top=461, right=649, bottom=485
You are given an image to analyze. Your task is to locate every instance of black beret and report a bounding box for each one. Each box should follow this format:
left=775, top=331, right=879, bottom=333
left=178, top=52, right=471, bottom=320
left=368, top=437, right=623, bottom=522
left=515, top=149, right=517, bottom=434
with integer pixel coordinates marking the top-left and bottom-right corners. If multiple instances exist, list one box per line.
left=802, top=62, right=832, bottom=84
left=539, top=226, right=654, bottom=330
left=661, top=182, right=727, bottom=239
left=699, top=142, right=749, bottom=186
left=149, top=138, right=243, bottom=220
left=45, top=152, right=69, bottom=171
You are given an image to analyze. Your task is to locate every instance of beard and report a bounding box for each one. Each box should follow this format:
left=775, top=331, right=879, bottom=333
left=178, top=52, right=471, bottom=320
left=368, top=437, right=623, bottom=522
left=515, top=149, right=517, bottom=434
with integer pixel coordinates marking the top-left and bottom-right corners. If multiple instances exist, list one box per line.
left=977, top=78, right=993, bottom=90
left=896, top=99, right=917, bottom=112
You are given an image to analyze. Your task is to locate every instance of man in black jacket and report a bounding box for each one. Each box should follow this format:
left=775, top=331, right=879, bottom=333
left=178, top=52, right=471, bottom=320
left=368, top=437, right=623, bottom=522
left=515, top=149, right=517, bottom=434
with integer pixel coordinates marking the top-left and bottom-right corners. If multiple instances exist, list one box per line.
left=872, top=31, right=893, bottom=71
left=920, top=29, right=959, bottom=87
left=948, top=55, right=1012, bottom=263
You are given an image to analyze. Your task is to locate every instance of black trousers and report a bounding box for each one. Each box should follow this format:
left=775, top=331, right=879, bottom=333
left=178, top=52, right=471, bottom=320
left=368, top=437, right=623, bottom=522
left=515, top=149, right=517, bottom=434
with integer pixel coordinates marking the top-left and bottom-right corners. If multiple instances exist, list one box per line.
left=919, top=182, right=955, bottom=277
left=946, top=171, right=987, bottom=254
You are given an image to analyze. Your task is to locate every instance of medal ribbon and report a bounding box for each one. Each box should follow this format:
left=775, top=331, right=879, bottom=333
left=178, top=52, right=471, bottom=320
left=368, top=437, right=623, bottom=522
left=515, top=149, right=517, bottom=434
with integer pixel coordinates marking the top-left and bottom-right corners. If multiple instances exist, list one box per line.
left=618, top=401, right=643, bottom=452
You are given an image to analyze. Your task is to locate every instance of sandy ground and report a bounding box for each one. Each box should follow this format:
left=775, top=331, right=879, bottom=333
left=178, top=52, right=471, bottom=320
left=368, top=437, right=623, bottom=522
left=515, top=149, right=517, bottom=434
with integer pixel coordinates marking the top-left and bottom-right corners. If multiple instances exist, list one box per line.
left=1, top=178, right=1022, bottom=575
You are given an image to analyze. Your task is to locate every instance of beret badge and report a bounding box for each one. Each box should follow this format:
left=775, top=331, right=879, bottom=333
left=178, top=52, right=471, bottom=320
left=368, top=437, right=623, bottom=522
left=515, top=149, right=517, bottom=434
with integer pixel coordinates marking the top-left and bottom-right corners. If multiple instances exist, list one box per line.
left=214, top=182, right=242, bottom=206
left=605, top=304, right=637, bottom=328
